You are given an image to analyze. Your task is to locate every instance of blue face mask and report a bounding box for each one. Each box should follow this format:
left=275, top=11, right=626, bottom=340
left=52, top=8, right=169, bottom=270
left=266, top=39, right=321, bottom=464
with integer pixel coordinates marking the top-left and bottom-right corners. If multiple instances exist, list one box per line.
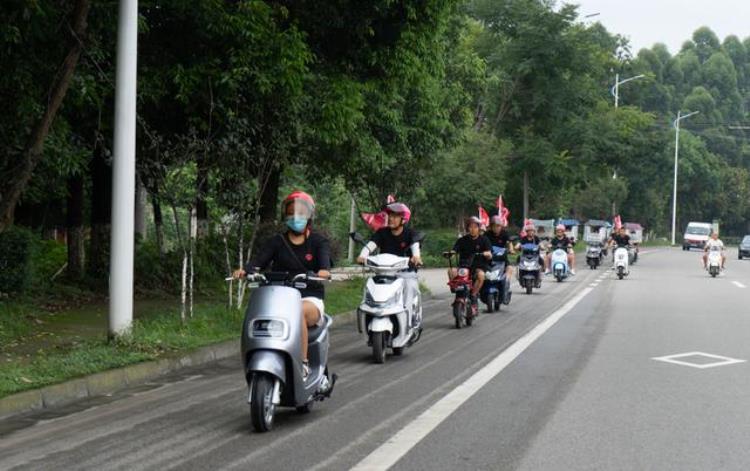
left=286, top=216, right=308, bottom=233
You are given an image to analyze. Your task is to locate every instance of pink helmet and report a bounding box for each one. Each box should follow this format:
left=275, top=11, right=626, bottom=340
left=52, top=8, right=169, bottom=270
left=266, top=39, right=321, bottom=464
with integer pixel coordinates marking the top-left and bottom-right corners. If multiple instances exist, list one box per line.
left=556, top=224, right=566, bottom=232
left=465, top=216, right=482, bottom=230
left=523, top=223, right=536, bottom=232
left=490, top=215, right=504, bottom=226
left=385, top=202, right=411, bottom=224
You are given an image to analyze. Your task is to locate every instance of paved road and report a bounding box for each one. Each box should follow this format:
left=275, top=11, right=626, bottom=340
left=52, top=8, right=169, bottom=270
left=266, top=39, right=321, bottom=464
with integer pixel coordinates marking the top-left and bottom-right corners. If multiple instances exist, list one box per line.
left=2, top=248, right=750, bottom=470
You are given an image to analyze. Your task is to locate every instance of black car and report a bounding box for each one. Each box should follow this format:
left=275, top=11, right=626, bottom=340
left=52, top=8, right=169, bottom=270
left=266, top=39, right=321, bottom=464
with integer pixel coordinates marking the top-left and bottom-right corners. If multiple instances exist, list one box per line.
left=739, top=235, right=750, bottom=259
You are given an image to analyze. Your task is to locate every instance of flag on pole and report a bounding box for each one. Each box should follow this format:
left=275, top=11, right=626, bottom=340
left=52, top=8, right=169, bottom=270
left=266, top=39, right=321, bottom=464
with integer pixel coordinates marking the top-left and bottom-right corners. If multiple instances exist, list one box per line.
left=387, top=194, right=396, bottom=204
left=614, top=215, right=622, bottom=230
left=496, top=195, right=510, bottom=226
left=478, top=205, right=490, bottom=229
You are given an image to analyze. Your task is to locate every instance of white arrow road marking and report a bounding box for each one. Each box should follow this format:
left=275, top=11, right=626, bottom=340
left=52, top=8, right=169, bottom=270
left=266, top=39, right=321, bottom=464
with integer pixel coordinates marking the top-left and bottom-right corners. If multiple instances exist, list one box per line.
left=732, top=281, right=746, bottom=288
left=351, top=286, right=594, bottom=471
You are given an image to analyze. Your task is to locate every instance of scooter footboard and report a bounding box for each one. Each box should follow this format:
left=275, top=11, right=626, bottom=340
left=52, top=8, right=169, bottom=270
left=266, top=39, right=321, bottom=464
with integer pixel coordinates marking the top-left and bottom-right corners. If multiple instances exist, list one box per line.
left=245, top=350, right=287, bottom=385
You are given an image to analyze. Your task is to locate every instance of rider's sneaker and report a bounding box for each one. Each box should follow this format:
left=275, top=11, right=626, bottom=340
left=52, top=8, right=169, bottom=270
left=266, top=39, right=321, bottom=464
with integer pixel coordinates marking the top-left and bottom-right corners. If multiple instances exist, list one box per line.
left=570, top=269, right=576, bottom=275
left=544, top=270, right=551, bottom=276
left=302, top=361, right=310, bottom=381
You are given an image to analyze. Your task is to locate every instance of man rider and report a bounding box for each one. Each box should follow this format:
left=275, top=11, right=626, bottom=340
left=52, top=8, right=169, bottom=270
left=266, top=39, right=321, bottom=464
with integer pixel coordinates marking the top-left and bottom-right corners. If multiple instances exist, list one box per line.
left=234, top=191, right=331, bottom=381
left=547, top=224, right=576, bottom=275
left=703, top=231, right=726, bottom=270
left=608, top=226, right=631, bottom=251
left=357, top=202, right=424, bottom=327
left=486, top=215, right=515, bottom=281
left=450, top=216, right=492, bottom=312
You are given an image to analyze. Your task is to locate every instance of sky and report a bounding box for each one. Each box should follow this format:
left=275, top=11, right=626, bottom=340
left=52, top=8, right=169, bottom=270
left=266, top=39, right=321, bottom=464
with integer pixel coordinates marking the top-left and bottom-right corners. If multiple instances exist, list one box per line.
left=571, top=0, right=750, bottom=54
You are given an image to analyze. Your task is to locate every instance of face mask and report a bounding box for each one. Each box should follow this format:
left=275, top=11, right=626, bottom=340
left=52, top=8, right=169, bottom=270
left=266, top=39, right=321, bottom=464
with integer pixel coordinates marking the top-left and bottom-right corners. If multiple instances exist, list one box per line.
left=286, top=216, right=308, bottom=233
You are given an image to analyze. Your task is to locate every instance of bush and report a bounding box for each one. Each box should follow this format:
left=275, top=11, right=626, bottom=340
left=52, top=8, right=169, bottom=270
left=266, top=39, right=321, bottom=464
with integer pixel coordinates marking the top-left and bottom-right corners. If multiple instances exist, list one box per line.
left=0, top=226, right=36, bottom=294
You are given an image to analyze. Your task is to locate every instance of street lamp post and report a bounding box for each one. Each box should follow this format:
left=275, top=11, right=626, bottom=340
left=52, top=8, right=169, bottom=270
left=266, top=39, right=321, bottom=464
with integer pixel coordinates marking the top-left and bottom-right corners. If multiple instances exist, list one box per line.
left=109, top=0, right=138, bottom=337
left=671, top=110, right=700, bottom=245
left=611, top=74, right=645, bottom=108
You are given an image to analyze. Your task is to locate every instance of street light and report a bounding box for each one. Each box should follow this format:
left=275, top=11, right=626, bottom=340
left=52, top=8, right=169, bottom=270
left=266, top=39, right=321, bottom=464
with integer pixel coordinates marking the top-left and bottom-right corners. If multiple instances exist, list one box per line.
left=611, top=74, right=645, bottom=108
left=671, top=110, right=700, bottom=246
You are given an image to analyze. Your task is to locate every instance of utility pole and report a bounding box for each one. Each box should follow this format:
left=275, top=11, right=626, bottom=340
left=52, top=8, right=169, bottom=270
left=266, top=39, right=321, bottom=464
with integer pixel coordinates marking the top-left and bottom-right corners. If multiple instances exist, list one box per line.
left=108, top=0, right=138, bottom=337
left=671, top=110, right=699, bottom=245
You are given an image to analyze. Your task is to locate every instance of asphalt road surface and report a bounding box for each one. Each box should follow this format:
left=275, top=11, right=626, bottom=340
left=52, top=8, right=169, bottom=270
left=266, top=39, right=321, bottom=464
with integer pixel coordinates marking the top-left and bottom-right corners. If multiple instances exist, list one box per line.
left=3, top=247, right=750, bottom=470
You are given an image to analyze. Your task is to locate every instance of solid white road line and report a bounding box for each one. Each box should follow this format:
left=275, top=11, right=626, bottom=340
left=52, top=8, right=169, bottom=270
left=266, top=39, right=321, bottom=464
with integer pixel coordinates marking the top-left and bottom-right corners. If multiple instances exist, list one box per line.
left=351, top=286, right=595, bottom=471
left=732, top=281, right=746, bottom=289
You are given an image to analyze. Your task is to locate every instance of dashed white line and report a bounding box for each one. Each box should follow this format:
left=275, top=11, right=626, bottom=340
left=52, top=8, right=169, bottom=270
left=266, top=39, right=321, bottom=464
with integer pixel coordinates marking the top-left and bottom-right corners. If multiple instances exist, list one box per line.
left=732, top=281, right=746, bottom=289
left=351, top=286, right=595, bottom=471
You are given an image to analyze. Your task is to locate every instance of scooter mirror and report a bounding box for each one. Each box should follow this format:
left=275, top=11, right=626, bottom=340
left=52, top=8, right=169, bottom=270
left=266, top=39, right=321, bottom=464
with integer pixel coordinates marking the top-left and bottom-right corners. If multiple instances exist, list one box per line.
left=412, top=231, right=426, bottom=243
left=349, top=232, right=366, bottom=244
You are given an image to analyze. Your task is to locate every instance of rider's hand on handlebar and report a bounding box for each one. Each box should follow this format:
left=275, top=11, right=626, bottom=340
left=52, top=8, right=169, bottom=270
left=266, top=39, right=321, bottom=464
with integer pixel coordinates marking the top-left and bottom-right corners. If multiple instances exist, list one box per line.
left=483, top=250, right=492, bottom=260
left=410, top=255, right=423, bottom=267
left=356, top=256, right=366, bottom=265
left=232, top=268, right=246, bottom=280
left=317, top=269, right=332, bottom=280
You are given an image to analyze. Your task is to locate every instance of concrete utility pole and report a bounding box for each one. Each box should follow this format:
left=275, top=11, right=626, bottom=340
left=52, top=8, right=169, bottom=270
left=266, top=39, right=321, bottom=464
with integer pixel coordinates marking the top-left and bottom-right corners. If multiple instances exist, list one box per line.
left=611, top=74, right=645, bottom=108
left=348, top=197, right=356, bottom=263
left=108, top=0, right=138, bottom=337
left=671, top=110, right=699, bottom=246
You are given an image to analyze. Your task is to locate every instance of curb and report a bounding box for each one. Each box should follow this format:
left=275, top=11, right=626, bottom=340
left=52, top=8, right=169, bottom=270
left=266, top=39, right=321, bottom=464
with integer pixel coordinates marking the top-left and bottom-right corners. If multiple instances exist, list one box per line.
left=0, top=339, right=240, bottom=421
left=0, top=310, right=361, bottom=421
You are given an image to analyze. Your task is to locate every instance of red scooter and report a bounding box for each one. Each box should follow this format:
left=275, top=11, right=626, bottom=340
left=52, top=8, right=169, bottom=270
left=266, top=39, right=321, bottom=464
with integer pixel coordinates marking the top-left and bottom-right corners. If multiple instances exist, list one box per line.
left=443, top=251, right=480, bottom=329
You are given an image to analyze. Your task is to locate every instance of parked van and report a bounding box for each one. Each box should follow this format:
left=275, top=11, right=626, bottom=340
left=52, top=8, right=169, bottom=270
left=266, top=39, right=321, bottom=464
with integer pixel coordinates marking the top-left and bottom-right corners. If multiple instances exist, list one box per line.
left=682, top=222, right=712, bottom=251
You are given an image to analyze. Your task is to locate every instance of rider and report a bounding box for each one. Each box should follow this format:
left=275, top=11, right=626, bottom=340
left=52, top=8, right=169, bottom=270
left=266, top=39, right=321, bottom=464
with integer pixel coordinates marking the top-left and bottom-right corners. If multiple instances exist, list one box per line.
left=357, top=202, right=423, bottom=327
left=486, top=215, right=515, bottom=281
left=703, top=231, right=726, bottom=270
left=515, top=223, right=545, bottom=271
left=234, top=191, right=331, bottom=380
left=607, top=226, right=631, bottom=256
left=450, top=216, right=492, bottom=312
left=547, top=224, right=576, bottom=275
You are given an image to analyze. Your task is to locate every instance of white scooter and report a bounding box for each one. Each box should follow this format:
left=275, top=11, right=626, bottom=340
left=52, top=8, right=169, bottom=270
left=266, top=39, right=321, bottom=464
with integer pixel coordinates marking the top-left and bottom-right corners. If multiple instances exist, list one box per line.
left=707, top=246, right=723, bottom=278
left=350, top=233, right=424, bottom=363
left=613, top=245, right=630, bottom=280
left=550, top=248, right=570, bottom=282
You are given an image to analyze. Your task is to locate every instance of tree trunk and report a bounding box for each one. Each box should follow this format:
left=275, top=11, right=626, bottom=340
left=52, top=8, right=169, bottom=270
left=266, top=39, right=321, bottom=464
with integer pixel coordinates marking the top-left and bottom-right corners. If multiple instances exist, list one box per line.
left=89, top=145, right=112, bottom=277
left=66, top=174, right=85, bottom=278
left=258, top=164, right=281, bottom=225
left=152, top=194, right=165, bottom=256
left=134, top=177, right=148, bottom=241
left=0, top=0, right=91, bottom=232
left=195, top=160, right=210, bottom=238
left=523, top=170, right=529, bottom=221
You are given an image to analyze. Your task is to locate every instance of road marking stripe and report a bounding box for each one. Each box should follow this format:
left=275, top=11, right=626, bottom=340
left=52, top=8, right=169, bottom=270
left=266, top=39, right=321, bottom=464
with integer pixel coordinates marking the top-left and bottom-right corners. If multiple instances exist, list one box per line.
left=732, top=281, right=746, bottom=289
left=351, top=286, right=594, bottom=471
left=589, top=283, right=599, bottom=288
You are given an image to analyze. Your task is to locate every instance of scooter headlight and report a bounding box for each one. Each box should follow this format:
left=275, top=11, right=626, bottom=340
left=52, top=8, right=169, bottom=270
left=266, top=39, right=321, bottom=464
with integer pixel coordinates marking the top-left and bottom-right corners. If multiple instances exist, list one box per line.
left=250, top=319, right=288, bottom=339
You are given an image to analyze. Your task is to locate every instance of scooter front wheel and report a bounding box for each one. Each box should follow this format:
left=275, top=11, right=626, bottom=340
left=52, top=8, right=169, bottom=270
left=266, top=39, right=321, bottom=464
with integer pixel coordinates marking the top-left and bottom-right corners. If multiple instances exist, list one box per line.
left=453, top=303, right=463, bottom=329
left=372, top=331, right=387, bottom=364
left=250, top=374, right=276, bottom=433
left=526, top=283, right=533, bottom=295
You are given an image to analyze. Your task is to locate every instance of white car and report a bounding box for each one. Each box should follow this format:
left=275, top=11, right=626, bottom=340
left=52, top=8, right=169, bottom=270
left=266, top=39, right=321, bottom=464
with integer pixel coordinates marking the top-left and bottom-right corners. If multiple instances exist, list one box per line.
left=682, top=222, right=712, bottom=251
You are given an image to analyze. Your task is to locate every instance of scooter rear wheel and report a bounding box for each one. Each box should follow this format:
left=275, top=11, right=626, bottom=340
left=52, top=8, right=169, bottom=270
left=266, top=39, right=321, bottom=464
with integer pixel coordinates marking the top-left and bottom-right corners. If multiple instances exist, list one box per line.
left=392, top=347, right=404, bottom=356
left=617, top=267, right=625, bottom=280
left=526, top=284, right=533, bottom=295
left=296, top=402, right=314, bottom=414
left=372, top=331, right=387, bottom=364
left=250, top=374, right=275, bottom=433
left=453, top=303, right=463, bottom=329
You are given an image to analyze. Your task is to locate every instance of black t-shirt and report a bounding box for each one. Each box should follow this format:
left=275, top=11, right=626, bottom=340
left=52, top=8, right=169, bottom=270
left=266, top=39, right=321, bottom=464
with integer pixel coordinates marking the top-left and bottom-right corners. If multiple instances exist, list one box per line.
left=245, top=231, right=331, bottom=299
left=610, top=234, right=631, bottom=248
left=370, top=227, right=416, bottom=257
left=518, top=235, right=541, bottom=246
left=453, top=234, right=491, bottom=269
left=550, top=236, right=574, bottom=250
left=487, top=230, right=511, bottom=249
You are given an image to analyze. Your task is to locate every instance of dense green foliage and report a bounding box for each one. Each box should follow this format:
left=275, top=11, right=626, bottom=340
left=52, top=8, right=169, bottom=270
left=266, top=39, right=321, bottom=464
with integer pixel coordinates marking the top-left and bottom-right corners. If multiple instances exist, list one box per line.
left=3, top=0, right=750, bottom=299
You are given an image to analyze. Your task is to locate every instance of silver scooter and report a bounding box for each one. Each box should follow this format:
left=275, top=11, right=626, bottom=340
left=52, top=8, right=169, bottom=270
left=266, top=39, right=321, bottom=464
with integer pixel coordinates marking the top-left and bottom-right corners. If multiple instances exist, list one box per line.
left=240, top=271, right=336, bottom=432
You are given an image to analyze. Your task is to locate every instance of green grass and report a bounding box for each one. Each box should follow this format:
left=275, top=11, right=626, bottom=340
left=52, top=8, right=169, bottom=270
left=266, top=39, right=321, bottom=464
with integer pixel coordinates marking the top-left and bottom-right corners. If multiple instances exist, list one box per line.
left=0, top=279, right=363, bottom=398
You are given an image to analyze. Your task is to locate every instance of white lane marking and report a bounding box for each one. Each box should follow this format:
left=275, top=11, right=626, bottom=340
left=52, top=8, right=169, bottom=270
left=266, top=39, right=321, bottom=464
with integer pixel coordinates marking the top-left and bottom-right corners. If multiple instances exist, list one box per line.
left=351, top=286, right=594, bottom=471
left=589, top=283, right=598, bottom=288
left=652, top=352, right=746, bottom=369
left=732, top=281, right=746, bottom=289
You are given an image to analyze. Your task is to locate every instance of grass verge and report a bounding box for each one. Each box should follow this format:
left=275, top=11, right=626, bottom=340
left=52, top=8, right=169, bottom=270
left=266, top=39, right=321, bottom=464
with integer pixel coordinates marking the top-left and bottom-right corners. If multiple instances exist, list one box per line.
left=0, top=278, right=363, bottom=398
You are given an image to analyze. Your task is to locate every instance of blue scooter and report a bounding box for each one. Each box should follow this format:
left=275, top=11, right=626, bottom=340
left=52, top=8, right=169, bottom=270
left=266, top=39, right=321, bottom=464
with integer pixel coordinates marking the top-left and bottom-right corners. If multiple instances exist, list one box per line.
left=480, top=246, right=512, bottom=312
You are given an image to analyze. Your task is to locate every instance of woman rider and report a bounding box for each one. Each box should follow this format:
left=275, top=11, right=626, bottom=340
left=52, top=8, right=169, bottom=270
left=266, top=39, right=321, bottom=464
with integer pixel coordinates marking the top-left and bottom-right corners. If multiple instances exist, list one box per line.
left=234, top=191, right=331, bottom=380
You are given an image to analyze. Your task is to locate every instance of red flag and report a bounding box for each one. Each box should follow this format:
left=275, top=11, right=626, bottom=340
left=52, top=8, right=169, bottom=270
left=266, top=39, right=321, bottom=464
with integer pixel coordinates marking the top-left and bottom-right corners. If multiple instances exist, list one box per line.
left=386, top=194, right=396, bottom=204
left=478, top=205, right=490, bottom=229
left=614, top=215, right=622, bottom=230
left=520, top=218, right=533, bottom=238
left=496, top=195, right=510, bottom=226
left=361, top=211, right=388, bottom=231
